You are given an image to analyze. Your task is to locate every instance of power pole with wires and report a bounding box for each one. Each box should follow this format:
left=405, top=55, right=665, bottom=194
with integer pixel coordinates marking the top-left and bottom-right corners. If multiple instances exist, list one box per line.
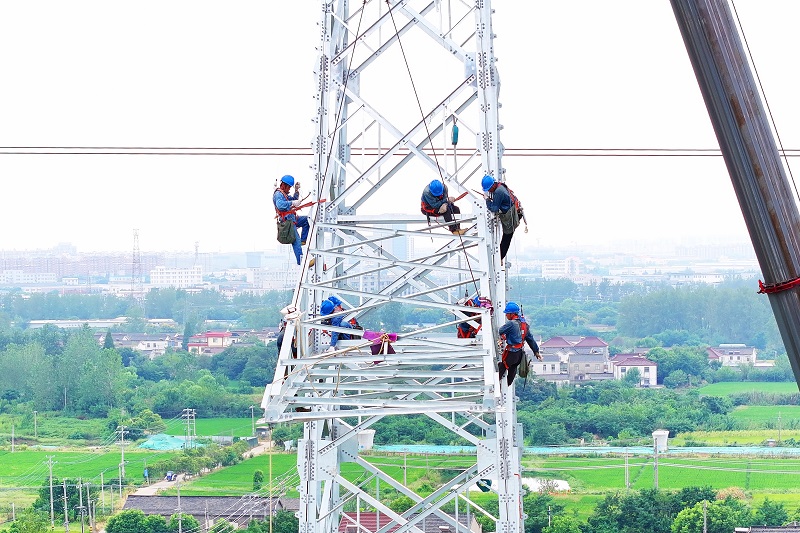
left=63, top=480, right=70, bottom=533
left=182, top=408, right=196, bottom=450
left=47, top=455, right=56, bottom=529
left=117, top=426, right=126, bottom=479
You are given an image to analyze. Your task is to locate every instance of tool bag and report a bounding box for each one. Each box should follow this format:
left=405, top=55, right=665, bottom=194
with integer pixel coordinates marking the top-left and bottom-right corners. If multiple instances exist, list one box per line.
left=277, top=219, right=298, bottom=245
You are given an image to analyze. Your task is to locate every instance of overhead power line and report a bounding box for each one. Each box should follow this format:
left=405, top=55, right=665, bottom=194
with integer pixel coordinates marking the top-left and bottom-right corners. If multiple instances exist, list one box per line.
left=4, top=146, right=800, bottom=157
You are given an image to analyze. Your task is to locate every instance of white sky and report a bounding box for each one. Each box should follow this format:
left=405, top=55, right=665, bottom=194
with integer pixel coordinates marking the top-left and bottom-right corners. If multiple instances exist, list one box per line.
left=1, top=1, right=799, bottom=255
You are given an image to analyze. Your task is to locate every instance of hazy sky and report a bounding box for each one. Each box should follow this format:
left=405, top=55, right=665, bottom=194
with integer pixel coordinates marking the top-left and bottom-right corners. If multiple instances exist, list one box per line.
left=1, top=1, right=798, bottom=256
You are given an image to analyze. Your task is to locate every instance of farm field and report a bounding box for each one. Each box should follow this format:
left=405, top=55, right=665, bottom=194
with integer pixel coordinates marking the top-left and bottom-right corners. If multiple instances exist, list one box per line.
left=728, top=405, right=800, bottom=427
left=672, top=429, right=800, bottom=445
left=0, top=449, right=177, bottom=509
left=163, top=417, right=254, bottom=438
left=698, top=382, right=800, bottom=395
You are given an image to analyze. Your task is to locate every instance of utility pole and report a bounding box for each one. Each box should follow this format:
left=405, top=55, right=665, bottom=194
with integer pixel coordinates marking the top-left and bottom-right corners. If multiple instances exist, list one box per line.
left=624, top=448, right=629, bottom=490
left=100, top=472, right=105, bottom=513
left=47, top=456, right=56, bottom=529
left=63, top=479, right=70, bottom=532
left=85, top=482, right=93, bottom=533
left=182, top=408, right=196, bottom=449
left=249, top=405, right=256, bottom=436
left=11, top=424, right=14, bottom=452
left=34, top=410, right=38, bottom=439
left=77, top=478, right=86, bottom=533
left=653, top=438, right=659, bottom=489
left=117, top=426, right=126, bottom=479
left=177, top=483, right=182, bottom=533
left=778, top=412, right=783, bottom=442
left=703, top=500, right=707, bottom=533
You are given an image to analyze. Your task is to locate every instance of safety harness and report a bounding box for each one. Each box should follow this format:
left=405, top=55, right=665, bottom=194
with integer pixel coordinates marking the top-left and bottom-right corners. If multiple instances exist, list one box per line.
left=496, top=183, right=524, bottom=216
left=274, top=188, right=294, bottom=221
left=500, top=317, right=529, bottom=369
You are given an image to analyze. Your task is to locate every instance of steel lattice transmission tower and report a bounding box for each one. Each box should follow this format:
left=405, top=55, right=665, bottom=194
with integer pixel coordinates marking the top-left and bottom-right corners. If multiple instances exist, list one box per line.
left=261, top=2, right=523, bottom=533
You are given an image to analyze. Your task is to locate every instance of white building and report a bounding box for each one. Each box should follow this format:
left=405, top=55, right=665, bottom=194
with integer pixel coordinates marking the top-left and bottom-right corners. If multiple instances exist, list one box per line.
left=149, top=266, right=203, bottom=289
left=540, top=257, right=581, bottom=279
left=0, top=270, right=58, bottom=285
left=611, top=354, right=658, bottom=387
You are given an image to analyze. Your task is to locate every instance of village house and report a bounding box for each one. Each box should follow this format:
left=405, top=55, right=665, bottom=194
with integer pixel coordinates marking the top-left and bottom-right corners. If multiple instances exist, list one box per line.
left=537, top=336, right=657, bottom=386
left=707, top=343, right=775, bottom=368
left=93, top=332, right=175, bottom=358
left=610, top=354, right=658, bottom=387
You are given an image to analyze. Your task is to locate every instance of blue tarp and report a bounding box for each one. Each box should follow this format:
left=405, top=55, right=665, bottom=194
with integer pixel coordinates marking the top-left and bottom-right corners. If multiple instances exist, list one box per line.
left=138, top=433, right=203, bottom=451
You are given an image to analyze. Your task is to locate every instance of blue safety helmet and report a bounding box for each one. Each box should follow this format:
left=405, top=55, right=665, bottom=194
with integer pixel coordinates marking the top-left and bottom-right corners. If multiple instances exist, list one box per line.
left=320, top=300, right=335, bottom=316
left=429, top=179, right=444, bottom=197
left=503, top=301, right=520, bottom=314
left=481, top=175, right=495, bottom=192
left=281, top=175, right=295, bottom=186
left=327, top=296, right=343, bottom=307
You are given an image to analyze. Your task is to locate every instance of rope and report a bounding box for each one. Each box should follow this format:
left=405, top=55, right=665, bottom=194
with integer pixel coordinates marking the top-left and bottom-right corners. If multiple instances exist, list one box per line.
left=383, top=0, right=482, bottom=297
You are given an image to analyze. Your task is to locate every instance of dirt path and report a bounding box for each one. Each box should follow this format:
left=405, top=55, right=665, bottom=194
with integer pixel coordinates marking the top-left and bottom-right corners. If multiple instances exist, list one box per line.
left=132, top=473, right=185, bottom=495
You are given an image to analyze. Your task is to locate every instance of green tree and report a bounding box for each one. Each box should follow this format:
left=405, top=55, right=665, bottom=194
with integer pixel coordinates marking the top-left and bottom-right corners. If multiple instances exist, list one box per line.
left=169, top=513, right=200, bottom=533
left=671, top=499, right=752, bottom=533
left=2, top=508, right=49, bottom=533
left=244, top=512, right=299, bottom=533
left=144, top=514, right=170, bottom=533
left=622, top=367, right=641, bottom=386
left=389, top=495, right=414, bottom=513
left=210, top=519, right=236, bottom=533
left=752, top=497, right=788, bottom=527
left=106, top=509, right=149, bottom=533
left=104, top=330, right=115, bottom=349
left=542, top=515, right=582, bottom=533
left=253, top=469, right=264, bottom=491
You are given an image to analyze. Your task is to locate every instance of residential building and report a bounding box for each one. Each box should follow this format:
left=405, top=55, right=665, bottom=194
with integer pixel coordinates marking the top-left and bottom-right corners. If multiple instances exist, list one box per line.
left=540, top=257, right=581, bottom=279
left=611, top=354, right=658, bottom=387
left=707, top=344, right=774, bottom=368
left=93, top=332, right=174, bottom=358
left=528, top=354, right=568, bottom=385
left=187, top=331, right=233, bottom=355
left=150, top=265, right=203, bottom=289
left=537, top=336, right=659, bottom=386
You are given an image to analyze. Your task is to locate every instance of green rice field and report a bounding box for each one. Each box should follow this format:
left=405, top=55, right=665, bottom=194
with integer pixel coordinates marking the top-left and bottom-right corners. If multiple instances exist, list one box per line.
left=163, top=417, right=254, bottom=438
left=698, top=382, right=800, bottom=395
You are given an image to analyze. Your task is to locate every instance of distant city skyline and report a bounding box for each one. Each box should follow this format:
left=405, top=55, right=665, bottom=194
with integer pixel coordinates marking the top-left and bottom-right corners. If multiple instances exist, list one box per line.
left=2, top=2, right=796, bottom=256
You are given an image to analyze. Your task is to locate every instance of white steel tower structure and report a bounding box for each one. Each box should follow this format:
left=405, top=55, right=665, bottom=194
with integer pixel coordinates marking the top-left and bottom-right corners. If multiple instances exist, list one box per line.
left=261, top=2, right=523, bottom=533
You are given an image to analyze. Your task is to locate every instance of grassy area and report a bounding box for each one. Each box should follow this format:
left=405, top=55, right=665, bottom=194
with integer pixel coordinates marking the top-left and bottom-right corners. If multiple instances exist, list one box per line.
left=0, top=449, right=176, bottom=510
left=163, top=417, right=254, bottom=438
left=672, top=429, right=800, bottom=445
left=698, top=382, right=800, bottom=395
left=728, top=405, right=800, bottom=427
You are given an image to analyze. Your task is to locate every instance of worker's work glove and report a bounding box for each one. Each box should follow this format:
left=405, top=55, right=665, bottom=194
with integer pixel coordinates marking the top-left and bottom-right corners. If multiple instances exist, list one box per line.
left=534, top=352, right=542, bottom=361
left=438, top=204, right=448, bottom=214
left=291, top=199, right=302, bottom=207
left=448, top=196, right=455, bottom=203
left=294, top=181, right=301, bottom=191
left=326, top=346, right=336, bottom=353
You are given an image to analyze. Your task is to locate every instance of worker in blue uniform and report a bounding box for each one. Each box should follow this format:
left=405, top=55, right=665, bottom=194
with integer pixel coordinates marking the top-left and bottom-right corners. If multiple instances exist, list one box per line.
left=481, top=175, right=521, bottom=261
left=497, top=301, right=541, bottom=385
left=273, top=175, right=312, bottom=266
left=421, top=179, right=466, bottom=235
left=320, top=299, right=353, bottom=351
